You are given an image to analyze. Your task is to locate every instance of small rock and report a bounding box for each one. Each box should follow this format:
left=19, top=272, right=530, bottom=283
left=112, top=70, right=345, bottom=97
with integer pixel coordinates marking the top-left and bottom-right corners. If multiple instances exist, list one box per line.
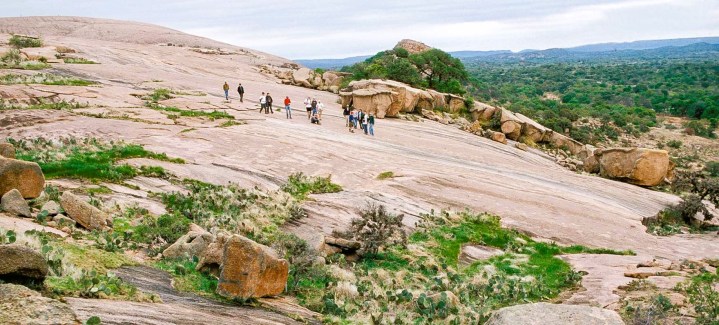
left=0, top=143, right=15, bottom=159
left=40, top=200, right=61, bottom=216
left=324, top=236, right=361, bottom=251
left=163, top=225, right=214, bottom=259
left=59, top=192, right=109, bottom=230
left=53, top=214, right=76, bottom=227
left=45, top=221, right=57, bottom=228
left=1, top=189, right=32, bottom=218
left=0, top=245, right=49, bottom=282
left=515, top=143, right=528, bottom=151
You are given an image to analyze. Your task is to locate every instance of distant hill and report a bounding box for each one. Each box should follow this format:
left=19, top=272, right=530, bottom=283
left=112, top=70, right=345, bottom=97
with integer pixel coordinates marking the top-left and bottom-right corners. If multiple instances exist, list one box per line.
left=294, top=36, right=719, bottom=69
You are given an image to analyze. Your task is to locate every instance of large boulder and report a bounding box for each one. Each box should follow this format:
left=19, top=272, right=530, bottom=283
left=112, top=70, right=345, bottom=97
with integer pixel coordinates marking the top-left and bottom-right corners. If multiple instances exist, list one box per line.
left=59, top=192, right=110, bottom=230
left=0, top=245, right=48, bottom=282
left=217, top=235, right=289, bottom=299
left=1, top=189, right=32, bottom=218
left=499, top=109, right=523, bottom=141
left=0, top=158, right=45, bottom=199
left=162, top=224, right=214, bottom=259
left=515, top=113, right=552, bottom=143
left=447, top=94, right=466, bottom=113
left=597, top=148, right=673, bottom=187
left=292, top=68, right=312, bottom=88
left=0, top=283, right=79, bottom=325
left=197, top=232, right=230, bottom=275
left=486, top=302, right=624, bottom=325
left=548, top=132, right=584, bottom=155
left=341, top=79, right=435, bottom=117
left=0, top=143, right=15, bottom=159
left=577, top=145, right=600, bottom=173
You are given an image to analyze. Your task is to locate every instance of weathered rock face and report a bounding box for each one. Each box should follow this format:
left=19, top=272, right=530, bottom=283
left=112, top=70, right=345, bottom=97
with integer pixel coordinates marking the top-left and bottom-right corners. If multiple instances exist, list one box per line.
left=0, top=158, right=45, bottom=199
left=259, top=64, right=349, bottom=93
left=577, top=145, right=600, bottom=173
left=217, top=235, right=289, bottom=299
left=197, top=232, right=230, bottom=275
left=395, top=39, right=431, bottom=54
left=163, top=225, right=214, bottom=259
left=59, top=192, right=110, bottom=230
left=0, top=245, right=48, bottom=282
left=0, top=143, right=15, bottom=159
left=597, top=148, right=673, bottom=187
left=340, top=79, right=465, bottom=118
left=0, top=283, right=80, bottom=325
left=487, top=130, right=507, bottom=144
left=1, top=189, right=32, bottom=218
left=486, top=302, right=624, bottom=325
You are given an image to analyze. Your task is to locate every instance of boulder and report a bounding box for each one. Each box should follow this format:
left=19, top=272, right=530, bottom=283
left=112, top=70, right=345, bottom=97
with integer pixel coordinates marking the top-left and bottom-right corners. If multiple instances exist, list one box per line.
left=0, top=158, right=45, bottom=199
left=1, top=189, right=32, bottom=218
left=197, top=233, right=230, bottom=275
left=324, top=236, right=361, bottom=251
left=515, top=113, right=551, bottom=143
left=472, top=102, right=498, bottom=122
left=577, top=145, right=600, bottom=173
left=447, top=94, right=466, bottom=113
left=548, top=132, right=584, bottom=155
left=597, top=148, right=673, bottom=187
left=486, top=302, right=624, bottom=325
left=292, top=68, right=312, bottom=88
left=487, top=130, right=507, bottom=144
left=59, top=192, right=110, bottom=230
left=0, top=245, right=48, bottom=282
left=162, top=225, right=214, bottom=259
left=499, top=109, right=523, bottom=141
left=0, top=283, right=79, bottom=325
left=217, top=235, right=289, bottom=299
left=40, top=200, right=61, bottom=216
left=0, top=143, right=15, bottom=159
left=341, top=79, right=436, bottom=117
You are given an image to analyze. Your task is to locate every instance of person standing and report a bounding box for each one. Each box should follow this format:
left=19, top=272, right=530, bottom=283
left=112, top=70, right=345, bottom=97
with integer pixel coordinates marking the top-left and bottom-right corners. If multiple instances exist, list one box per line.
left=259, top=92, right=266, bottom=113
left=223, top=82, right=230, bottom=100
left=265, top=92, right=274, bottom=114
left=353, top=109, right=360, bottom=129
left=284, top=96, right=292, bottom=119
left=304, top=97, right=312, bottom=119
left=348, top=110, right=355, bottom=133
left=361, top=111, right=369, bottom=134
left=311, top=98, right=318, bottom=118
left=342, top=106, right=350, bottom=127
left=317, top=100, right=325, bottom=120
left=237, top=83, right=244, bottom=102
left=368, top=113, right=375, bottom=136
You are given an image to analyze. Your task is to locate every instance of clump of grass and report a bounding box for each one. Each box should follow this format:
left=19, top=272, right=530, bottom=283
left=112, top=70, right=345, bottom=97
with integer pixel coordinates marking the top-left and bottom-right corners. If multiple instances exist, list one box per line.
left=9, top=35, right=43, bottom=48
left=154, top=257, right=220, bottom=299
left=679, top=270, right=719, bottom=324
left=0, top=73, right=95, bottom=86
left=0, top=99, right=89, bottom=111
left=376, top=171, right=395, bottom=180
left=63, top=57, right=98, bottom=64
left=141, top=88, right=234, bottom=121
left=45, top=270, right=157, bottom=302
left=281, top=172, right=342, bottom=200
left=218, top=120, right=245, bottom=127
left=11, top=137, right=184, bottom=182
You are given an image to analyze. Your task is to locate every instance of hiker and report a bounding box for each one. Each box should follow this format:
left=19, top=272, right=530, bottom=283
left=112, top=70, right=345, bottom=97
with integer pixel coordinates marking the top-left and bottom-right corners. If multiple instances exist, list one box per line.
left=311, top=110, right=321, bottom=125
left=348, top=110, right=355, bottom=133
left=284, top=96, right=292, bottom=119
left=342, top=106, right=350, bottom=126
left=304, top=97, right=312, bottom=119
left=368, top=113, right=375, bottom=136
left=317, top=100, right=325, bottom=120
left=311, top=98, right=318, bottom=118
left=237, top=83, right=244, bottom=102
left=259, top=92, right=266, bottom=113
left=361, top=111, right=369, bottom=134
left=223, top=82, right=230, bottom=100
left=265, top=92, right=274, bottom=114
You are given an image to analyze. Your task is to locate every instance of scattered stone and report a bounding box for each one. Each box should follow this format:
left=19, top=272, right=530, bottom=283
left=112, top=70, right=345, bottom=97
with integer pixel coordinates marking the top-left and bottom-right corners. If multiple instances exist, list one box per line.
left=324, top=236, right=361, bottom=251
left=163, top=224, right=214, bottom=259
left=40, top=200, right=61, bottom=216
left=0, top=158, right=45, bottom=199
left=486, top=302, right=624, bottom=325
left=597, top=148, right=673, bottom=187
left=0, top=245, right=48, bottom=282
left=0, top=143, right=15, bottom=159
left=217, top=235, right=289, bottom=299
left=1, top=189, right=32, bottom=218
left=59, top=192, right=110, bottom=230
left=487, top=130, right=507, bottom=144
left=514, top=143, right=528, bottom=151
left=0, top=283, right=79, bottom=325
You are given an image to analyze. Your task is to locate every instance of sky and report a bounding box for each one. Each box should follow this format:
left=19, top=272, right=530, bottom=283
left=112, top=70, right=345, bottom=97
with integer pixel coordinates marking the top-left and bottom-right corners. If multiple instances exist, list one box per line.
left=3, top=0, right=719, bottom=59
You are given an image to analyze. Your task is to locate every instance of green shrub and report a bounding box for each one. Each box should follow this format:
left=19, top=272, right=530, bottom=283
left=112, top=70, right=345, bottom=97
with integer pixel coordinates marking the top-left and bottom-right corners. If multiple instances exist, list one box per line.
left=63, top=57, right=98, bottom=64
left=376, top=171, right=394, bottom=180
left=154, top=257, right=219, bottom=298
left=340, top=203, right=407, bottom=255
left=666, top=140, right=682, bottom=149
left=705, top=161, right=719, bottom=177
left=281, top=172, right=342, bottom=200
left=684, top=119, right=717, bottom=138
left=9, top=35, right=43, bottom=48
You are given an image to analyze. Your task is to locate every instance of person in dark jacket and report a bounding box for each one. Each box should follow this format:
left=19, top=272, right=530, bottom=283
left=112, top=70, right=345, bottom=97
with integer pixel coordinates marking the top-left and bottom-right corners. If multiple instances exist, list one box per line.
left=265, top=92, right=274, bottom=114
left=237, top=83, right=244, bottom=102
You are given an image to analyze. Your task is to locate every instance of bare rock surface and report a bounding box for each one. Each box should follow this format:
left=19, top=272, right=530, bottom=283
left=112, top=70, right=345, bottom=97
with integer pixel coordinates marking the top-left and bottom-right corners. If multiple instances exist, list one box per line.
left=0, top=213, right=68, bottom=237
left=0, top=283, right=80, bottom=325
left=486, top=302, right=624, bottom=325
left=459, top=244, right=504, bottom=265
left=66, top=266, right=309, bottom=325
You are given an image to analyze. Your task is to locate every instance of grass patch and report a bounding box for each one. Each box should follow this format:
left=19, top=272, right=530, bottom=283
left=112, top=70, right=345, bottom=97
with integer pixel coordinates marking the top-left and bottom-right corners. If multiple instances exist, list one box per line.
left=0, top=99, right=89, bottom=111
left=0, top=73, right=95, bottom=86
left=11, top=137, right=184, bottom=182
left=376, top=171, right=395, bottom=180
left=59, top=241, right=137, bottom=273
left=63, top=57, right=98, bottom=64
left=9, top=35, right=43, bottom=48
left=218, top=120, right=245, bottom=127
left=281, top=172, right=342, bottom=200
left=149, top=103, right=234, bottom=120
left=154, top=257, right=220, bottom=299
left=677, top=270, right=719, bottom=324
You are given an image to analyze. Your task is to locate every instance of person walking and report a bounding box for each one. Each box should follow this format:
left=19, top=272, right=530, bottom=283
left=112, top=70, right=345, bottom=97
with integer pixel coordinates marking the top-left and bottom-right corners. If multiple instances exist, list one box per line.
left=304, top=97, right=312, bottom=119
left=265, top=92, right=274, bottom=114
left=361, top=111, right=369, bottom=134
left=353, top=110, right=360, bottom=129
left=237, top=83, right=244, bottom=102
left=368, top=113, right=375, bottom=136
left=311, top=98, right=318, bottom=118
left=259, top=92, right=266, bottom=113
left=348, top=110, right=355, bottom=133
left=342, top=106, right=350, bottom=127
left=317, top=100, right=325, bottom=120
left=284, top=96, right=292, bottom=119
left=223, top=82, right=230, bottom=100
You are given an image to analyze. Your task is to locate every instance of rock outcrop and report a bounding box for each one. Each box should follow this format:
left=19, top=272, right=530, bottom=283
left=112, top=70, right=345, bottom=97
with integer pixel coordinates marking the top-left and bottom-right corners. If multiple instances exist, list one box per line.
left=0, top=158, right=45, bottom=199
left=1, top=189, right=32, bottom=218
left=217, top=235, right=289, bottom=299
left=0, top=283, right=79, bottom=325
left=59, top=192, right=110, bottom=230
left=163, top=224, right=214, bottom=259
left=259, top=64, right=349, bottom=93
left=0, top=245, right=49, bottom=282
left=339, top=79, right=467, bottom=118
left=0, top=143, right=15, bottom=159
left=394, top=39, right=432, bottom=54
left=597, top=148, right=674, bottom=187
left=486, top=302, right=624, bottom=325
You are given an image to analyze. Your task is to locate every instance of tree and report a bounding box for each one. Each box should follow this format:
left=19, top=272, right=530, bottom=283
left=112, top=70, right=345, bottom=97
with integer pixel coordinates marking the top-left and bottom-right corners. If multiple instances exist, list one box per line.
left=409, top=49, right=469, bottom=93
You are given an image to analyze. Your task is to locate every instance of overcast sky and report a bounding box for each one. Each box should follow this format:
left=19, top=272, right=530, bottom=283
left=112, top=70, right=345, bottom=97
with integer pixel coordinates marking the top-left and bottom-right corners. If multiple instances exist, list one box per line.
left=3, top=0, right=718, bottom=59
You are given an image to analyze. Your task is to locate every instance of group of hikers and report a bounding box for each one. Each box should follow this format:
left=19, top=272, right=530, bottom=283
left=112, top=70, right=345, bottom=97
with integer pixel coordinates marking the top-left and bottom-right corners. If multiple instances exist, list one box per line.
left=221, top=81, right=375, bottom=135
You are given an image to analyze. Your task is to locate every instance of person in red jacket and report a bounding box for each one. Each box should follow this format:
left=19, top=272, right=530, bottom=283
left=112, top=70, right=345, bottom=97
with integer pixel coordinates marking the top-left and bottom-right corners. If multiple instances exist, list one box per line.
left=284, top=96, right=292, bottom=119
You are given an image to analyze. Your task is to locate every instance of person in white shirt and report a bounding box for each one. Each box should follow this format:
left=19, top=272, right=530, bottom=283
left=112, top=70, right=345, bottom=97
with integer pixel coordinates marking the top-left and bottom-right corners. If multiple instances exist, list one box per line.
left=259, top=92, right=266, bottom=113
left=317, top=101, right=325, bottom=120
left=304, top=97, right=312, bottom=119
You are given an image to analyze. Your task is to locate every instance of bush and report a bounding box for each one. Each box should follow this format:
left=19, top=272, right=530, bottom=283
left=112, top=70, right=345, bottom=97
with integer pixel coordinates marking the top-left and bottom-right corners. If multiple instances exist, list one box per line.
left=1, top=49, right=22, bottom=65
left=281, top=172, right=342, bottom=200
left=343, top=203, right=406, bottom=255
left=666, top=140, right=682, bottom=149
left=705, top=161, right=719, bottom=177
left=376, top=171, right=394, bottom=180
left=9, top=35, right=43, bottom=48
left=684, top=119, right=717, bottom=138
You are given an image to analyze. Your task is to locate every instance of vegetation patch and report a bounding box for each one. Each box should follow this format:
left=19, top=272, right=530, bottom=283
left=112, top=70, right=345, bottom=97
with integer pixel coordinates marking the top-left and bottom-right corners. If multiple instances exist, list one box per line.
left=142, top=88, right=234, bottom=121
left=154, top=257, right=220, bottom=299
left=0, top=99, right=89, bottom=111
left=10, top=137, right=184, bottom=182
left=0, top=73, right=95, bottom=86
left=376, top=171, right=395, bottom=180
left=281, top=172, right=343, bottom=200
left=1, top=48, right=50, bottom=70
left=9, top=35, right=43, bottom=48
left=678, top=269, right=719, bottom=324
left=63, top=57, right=98, bottom=64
